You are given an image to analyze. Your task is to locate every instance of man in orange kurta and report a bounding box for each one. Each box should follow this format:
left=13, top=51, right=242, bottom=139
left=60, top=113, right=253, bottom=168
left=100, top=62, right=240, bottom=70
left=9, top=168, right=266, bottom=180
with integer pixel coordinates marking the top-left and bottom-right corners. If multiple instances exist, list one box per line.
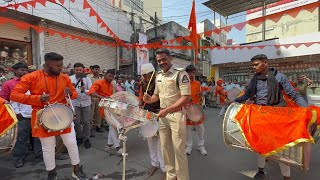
left=87, top=69, right=123, bottom=154
left=10, top=52, right=87, bottom=180
left=214, top=79, right=228, bottom=117
left=185, top=65, right=208, bottom=156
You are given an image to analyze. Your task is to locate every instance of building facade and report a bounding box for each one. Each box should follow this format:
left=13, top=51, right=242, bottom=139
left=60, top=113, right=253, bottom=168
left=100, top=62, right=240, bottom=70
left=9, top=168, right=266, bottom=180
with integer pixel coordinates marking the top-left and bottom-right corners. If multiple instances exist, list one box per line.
left=1, top=0, right=132, bottom=71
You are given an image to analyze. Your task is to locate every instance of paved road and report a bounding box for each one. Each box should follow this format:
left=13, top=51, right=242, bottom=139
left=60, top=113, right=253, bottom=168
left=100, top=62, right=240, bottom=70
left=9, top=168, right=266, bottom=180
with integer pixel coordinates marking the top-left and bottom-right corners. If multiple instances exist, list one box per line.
left=1, top=108, right=319, bottom=180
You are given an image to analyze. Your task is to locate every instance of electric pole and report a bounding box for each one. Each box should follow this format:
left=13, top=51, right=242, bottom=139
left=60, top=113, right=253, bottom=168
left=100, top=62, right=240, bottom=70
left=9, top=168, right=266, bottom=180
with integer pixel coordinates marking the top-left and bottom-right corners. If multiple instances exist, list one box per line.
left=130, top=12, right=136, bottom=76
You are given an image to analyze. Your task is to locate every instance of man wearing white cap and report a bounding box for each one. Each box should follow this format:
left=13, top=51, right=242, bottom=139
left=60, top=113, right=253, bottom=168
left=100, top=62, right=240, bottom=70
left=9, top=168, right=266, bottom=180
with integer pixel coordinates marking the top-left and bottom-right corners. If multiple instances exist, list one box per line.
left=138, top=63, right=166, bottom=179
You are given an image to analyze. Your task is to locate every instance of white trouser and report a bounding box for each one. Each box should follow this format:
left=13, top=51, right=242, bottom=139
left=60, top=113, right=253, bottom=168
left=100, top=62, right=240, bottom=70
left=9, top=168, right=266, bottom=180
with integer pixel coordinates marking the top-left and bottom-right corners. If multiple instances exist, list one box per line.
left=107, top=124, right=120, bottom=148
left=39, top=125, right=80, bottom=171
left=257, top=154, right=290, bottom=177
left=219, top=105, right=228, bottom=116
left=147, top=136, right=165, bottom=172
left=186, top=124, right=205, bottom=147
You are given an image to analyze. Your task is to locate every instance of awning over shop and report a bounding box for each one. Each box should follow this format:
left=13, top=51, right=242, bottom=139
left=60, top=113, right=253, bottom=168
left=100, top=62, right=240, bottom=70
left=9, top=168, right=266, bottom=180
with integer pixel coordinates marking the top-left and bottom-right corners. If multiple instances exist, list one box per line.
left=203, top=0, right=281, bottom=17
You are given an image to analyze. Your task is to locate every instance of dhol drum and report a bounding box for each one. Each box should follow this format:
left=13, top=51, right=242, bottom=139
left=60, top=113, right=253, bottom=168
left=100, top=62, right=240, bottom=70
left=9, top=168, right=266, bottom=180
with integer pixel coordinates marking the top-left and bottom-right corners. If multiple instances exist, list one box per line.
left=227, top=87, right=241, bottom=102
left=223, top=103, right=312, bottom=170
left=139, top=120, right=159, bottom=139
left=39, top=103, right=74, bottom=132
left=185, top=104, right=204, bottom=122
left=0, top=104, right=18, bottom=155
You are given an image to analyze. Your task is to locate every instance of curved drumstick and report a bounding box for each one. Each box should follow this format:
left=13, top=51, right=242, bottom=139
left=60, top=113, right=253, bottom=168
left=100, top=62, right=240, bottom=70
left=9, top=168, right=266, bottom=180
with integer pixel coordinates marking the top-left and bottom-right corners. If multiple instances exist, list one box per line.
left=43, top=92, right=61, bottom=124
left=144, top=70, right=155, bottom=94
left=67, top=93, right=76, bottom=114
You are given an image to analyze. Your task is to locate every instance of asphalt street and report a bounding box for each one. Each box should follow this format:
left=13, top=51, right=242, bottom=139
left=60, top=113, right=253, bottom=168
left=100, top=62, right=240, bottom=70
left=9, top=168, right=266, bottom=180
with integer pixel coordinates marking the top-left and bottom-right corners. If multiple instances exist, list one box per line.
left=1, top=107, right=319, bottom=180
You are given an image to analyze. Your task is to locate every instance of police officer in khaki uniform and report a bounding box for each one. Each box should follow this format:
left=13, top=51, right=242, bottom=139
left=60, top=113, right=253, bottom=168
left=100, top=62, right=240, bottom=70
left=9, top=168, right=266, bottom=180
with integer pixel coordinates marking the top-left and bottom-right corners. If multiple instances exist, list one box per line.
left=144, top=49, right=191, bottom=180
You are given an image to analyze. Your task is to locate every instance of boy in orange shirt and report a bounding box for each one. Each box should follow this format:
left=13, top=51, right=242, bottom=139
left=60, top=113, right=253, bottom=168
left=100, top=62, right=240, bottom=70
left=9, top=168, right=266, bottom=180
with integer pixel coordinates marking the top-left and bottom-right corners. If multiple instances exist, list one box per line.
left=185, top=65, right=208, bottom=156
left=88, top=69, right=123, bottom=154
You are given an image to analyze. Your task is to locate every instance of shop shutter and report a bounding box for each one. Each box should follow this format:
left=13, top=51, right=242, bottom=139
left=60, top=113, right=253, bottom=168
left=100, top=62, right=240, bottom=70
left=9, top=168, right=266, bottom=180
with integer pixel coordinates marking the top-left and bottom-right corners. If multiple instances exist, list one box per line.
left=44, top=24, right=116, bottom=70
left=0, top=23, right=31, bottom=42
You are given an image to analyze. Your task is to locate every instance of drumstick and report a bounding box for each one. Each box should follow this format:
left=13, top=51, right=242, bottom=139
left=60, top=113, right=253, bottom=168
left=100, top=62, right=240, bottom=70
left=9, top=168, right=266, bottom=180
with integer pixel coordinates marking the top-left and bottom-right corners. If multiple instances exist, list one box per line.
left=43, top=92, right=61, bottom=124
left=144, top=70, right=155, bottom=94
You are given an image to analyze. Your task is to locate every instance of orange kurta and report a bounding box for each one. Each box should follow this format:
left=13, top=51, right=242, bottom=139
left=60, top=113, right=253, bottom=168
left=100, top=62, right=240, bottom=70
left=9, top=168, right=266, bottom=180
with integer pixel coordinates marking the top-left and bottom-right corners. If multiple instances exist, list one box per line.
left=88, top=79, right=114, bottom=118
left=186, top=80, right=205, bottom=125
left=234, top=104, right=315, bottom=156
left=10, top=70, right=78, bottom=138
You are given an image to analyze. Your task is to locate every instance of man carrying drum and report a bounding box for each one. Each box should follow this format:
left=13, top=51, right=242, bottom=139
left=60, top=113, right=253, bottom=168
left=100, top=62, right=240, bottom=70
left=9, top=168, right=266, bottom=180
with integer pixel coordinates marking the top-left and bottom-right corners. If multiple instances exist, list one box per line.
left=88, top=69, right=123, bottom=155
left=138, top=63, right=166, bottom=179
left=234, top=54, right=307, bottom=180
left=143, top=49, right=191, bottom=180
left=11, top=52, right=87, bottom=180
left=185, top=65, right=208, bottom=156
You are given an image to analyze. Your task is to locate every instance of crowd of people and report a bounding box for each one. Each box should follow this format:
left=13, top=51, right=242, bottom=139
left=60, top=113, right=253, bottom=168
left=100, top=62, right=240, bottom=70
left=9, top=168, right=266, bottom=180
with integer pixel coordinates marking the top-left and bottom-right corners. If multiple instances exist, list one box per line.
left=0, top=50, right=315, bottom=180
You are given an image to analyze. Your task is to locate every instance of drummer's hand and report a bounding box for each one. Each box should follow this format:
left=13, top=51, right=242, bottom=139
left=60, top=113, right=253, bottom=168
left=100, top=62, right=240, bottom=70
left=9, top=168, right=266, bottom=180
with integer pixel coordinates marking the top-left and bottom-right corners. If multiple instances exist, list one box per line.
left=40, top=94, right=50, bottom=103
left=16, top=113, right=23, bottom=121
left=80, top=86, right=85, bottom=92
left=143, top=93, right=151, bottom=103
left=245, top=100, right=254, bottom=104
left=64, top=87, right=73, bottom=97
left=4, top=100, right=9, bottom=104
left=158, top=109, right=169, bottom=118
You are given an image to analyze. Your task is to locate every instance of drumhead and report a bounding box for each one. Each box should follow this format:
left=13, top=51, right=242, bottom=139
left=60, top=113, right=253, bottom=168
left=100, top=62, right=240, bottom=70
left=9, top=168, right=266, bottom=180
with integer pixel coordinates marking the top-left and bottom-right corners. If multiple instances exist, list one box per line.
left=139, top=120, right=159, bottom=138
left=40, top=104, right=73, bottom=131
left=0, top=124, right=17, bottom=155
left=185, top=104, right=203, bottom=122
left=222, top=103, right=247, bottom=149
left=227, top=88, right=241, bottom=102
left=111, top=91, right=139, bottom=106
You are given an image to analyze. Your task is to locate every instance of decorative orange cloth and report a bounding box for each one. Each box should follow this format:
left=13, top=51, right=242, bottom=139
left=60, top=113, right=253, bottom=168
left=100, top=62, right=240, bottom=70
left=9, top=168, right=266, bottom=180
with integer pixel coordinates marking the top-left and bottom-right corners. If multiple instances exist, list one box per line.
left=282, top=81, right=299, bottom=107
left=214, top=85, right=227, bottom=105
left=186, top=80, right=207, bottom=125
left=0, top=104, right=18, bottom=136
left=88, top=79, right=114, bottom=119
left=309, top=106, right=320, bottom=128
left=10, top=70, right=78, bottom=138
left=233, top=104, right=315, bottom=156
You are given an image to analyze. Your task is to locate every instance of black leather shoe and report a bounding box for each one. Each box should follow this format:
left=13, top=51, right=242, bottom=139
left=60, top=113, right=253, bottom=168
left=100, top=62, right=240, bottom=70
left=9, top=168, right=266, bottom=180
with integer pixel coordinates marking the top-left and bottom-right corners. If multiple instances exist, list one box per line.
left=84, top=140, right=91, bottom=149
left=96, top=127, right=104, bottom=133
left=15, top=158, right=24, bottom=168
left=77, top=138, right=83, bottom=145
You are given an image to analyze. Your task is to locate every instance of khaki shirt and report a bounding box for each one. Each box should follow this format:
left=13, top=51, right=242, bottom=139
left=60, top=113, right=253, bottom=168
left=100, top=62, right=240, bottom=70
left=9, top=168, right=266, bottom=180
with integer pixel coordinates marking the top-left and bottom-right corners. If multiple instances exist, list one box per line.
left=154, top=65, right=191, bottom=108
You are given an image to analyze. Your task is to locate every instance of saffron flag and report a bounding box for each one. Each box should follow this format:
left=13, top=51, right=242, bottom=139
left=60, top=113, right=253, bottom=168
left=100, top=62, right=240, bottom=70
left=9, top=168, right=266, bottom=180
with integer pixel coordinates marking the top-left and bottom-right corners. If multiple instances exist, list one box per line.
left=187, top=0, right=198, bottom=64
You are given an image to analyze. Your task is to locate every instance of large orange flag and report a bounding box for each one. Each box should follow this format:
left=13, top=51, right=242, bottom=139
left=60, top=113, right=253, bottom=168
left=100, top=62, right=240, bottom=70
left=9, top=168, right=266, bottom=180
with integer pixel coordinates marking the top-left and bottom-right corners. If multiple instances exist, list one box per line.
left=234, top=104, right=316, bottom=156
left=188, top=0, right=198, bottom=64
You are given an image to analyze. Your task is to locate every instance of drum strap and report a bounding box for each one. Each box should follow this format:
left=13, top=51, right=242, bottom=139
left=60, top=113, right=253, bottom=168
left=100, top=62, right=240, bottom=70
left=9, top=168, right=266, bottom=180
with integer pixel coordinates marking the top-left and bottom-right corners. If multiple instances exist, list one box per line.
left=74, top=78, right=82, bottom=88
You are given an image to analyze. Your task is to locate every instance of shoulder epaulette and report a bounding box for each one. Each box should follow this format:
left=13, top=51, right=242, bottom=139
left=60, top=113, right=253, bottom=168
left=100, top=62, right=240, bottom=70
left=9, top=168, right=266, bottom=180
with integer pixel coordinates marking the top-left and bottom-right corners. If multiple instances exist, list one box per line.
left=174, top=68, right=185, bottom=71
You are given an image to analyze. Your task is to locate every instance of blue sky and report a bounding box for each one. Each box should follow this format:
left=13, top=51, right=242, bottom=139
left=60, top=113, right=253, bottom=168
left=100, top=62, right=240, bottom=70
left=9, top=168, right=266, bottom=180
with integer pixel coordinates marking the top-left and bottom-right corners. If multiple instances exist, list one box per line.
left=161, top=0, right=246, bottom=44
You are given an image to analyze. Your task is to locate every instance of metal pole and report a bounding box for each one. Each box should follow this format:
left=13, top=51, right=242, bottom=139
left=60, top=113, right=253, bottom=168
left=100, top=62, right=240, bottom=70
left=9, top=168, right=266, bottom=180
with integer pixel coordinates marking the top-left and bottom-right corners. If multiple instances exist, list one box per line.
left=131, top=12, right=136, bottom=76
left=262, top=0, right=266, bottom=41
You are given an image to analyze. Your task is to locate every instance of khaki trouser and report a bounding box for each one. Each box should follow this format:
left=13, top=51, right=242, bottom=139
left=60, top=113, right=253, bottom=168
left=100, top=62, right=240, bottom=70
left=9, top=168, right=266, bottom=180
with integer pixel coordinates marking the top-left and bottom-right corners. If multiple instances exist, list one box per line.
left=159, top=111, right=189, bottom=180
left=91, top=97, right=101, bottom=128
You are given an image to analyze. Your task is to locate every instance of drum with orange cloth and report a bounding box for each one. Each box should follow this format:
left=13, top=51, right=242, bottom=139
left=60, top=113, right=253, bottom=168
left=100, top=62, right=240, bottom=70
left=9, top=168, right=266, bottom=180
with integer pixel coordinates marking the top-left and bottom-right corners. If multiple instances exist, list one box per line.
left=223, top=103, right=317, bottom=171
left=0, top=104, right=18, bottom=155
left=186, top=103, right=205, bottom=125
